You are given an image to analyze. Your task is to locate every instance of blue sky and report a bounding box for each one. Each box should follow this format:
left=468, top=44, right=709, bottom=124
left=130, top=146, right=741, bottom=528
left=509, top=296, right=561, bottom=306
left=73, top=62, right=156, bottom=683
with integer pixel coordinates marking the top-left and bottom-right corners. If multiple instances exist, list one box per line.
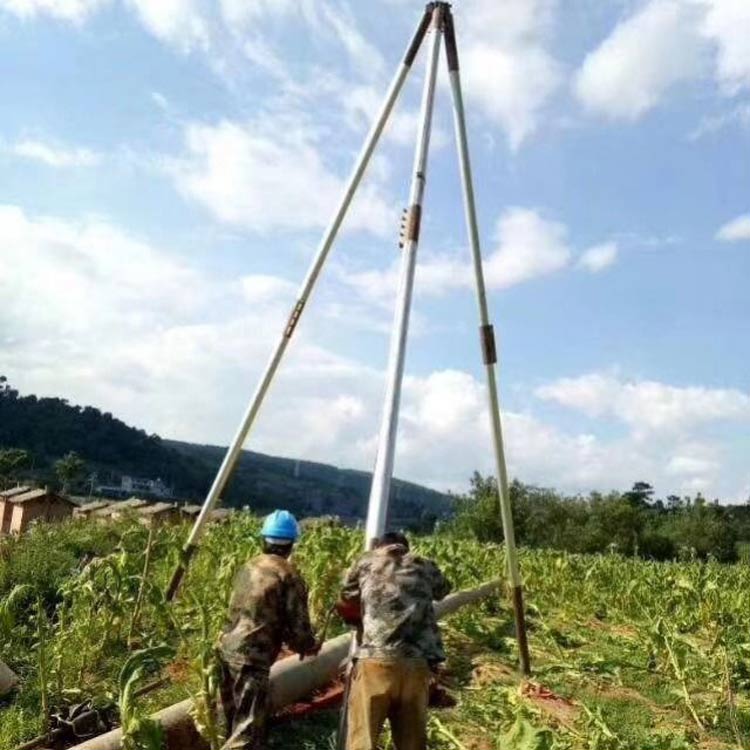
left=1, top=0, right=749, bottom=501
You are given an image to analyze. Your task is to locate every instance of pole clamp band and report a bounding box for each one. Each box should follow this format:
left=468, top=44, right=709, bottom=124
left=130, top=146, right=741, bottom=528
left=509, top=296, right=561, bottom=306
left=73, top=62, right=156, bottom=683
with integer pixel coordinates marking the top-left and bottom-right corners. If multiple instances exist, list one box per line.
left=404, top=204, right=421, bottom=245
left=480, top=324, right=497, bottom=364
left=284, top=299, right=306, bottom=339
left=180, top=543, right=198, bottom=566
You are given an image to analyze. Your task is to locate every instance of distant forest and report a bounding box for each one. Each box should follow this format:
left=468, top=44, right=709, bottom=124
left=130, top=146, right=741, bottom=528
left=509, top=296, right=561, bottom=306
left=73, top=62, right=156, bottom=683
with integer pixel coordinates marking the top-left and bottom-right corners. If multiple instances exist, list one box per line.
left=453, top=473, right=750, bottom=563
left=0, top=376, right=450, bottom=524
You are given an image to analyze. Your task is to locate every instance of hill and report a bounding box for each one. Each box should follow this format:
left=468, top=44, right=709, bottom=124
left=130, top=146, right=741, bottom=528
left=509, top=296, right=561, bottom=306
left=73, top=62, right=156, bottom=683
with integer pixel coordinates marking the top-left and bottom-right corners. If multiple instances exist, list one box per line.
left=0, top=376, right=451, bottom=524
left=165, top=440, right=451, bottom=523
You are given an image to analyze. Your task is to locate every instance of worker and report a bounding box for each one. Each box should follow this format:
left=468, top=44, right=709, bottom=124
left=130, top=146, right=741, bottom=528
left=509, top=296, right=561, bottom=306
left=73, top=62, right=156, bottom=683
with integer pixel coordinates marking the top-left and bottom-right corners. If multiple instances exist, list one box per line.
left=217, top=509, right=319, bottom=750
left=337, top=531, right=451, bottom=750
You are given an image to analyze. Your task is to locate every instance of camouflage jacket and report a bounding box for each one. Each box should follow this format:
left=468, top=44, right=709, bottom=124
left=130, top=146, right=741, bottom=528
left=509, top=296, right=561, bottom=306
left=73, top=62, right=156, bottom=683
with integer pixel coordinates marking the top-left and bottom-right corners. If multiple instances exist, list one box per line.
left=340, top=544, right=451, bottom=664
left=218, top=553, right=316, bottom=670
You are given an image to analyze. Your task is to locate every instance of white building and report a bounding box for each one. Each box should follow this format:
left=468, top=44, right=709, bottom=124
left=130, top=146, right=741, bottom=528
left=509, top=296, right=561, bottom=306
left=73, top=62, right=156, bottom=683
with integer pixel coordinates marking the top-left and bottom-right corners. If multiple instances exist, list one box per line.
left=96, top=475, right=173, bottom=499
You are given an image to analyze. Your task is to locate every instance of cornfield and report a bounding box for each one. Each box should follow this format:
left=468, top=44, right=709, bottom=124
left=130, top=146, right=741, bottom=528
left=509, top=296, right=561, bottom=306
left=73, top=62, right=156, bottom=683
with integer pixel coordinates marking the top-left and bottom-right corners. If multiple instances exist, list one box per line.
left=1, top=514, right=749, bottom=749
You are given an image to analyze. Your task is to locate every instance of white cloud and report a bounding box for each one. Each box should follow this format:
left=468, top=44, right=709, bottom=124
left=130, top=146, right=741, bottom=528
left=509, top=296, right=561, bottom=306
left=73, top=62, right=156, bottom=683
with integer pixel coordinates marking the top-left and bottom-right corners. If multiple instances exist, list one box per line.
left=462, top=0, right=557, bottom=43
left=221, top=0, right=378, bottom=77
left=483, top=207, right=571, bottom=288
left=0, top=203, right=369, bottom=457
left=457, top=0, right=563, bottom=148
left=1, top=0, right=559, bottom=148
left=240, top=274, right=297, bottom=305
left=219, top=0, right=317, bottom=29
left=529, top=372, right=750, bottom=497
left=320, top=2, right=384, bottom=80
left=337, top=264, right=400, bottom=309
left=123, top=0, right=210, bottom=52
left=405, top=370, right=484, bottom=437
left=701, top=0, right=750, bottom=94
left=502, top=412, right=629, bottom=491
left=396, top=370, right=662, bottom=493
left=578, top=241, right=618, bottom=272
left=688, top=102, right=750, bottom=139
left=339, top=207, right=592, bottom=302
left=667, top=454, right=719, bottom=476
left=6, top=138, right=101, bottom=167
left=1, top=0, right=212, bottom=52
left=219, top=0, right=289, bottom=25
left=679, top=476, right=712, bottom=495
left=716, top=212, right=750, bottom=241
left=535, top=372, right=750, bottom=434
left=166, top=118, right=394, bottom=237
left=151, top=91, right=170, bottom=111
left=0, top=0, right=106, bottom=23
left=575, top=0, right=707, bottom=120
left=574, top=0, right=750, bottom=122
left=0, top=205, right=209, bottom=341
left=461, top=42, right=562, bottom=149
left=663, top=441, right=723, bottom=496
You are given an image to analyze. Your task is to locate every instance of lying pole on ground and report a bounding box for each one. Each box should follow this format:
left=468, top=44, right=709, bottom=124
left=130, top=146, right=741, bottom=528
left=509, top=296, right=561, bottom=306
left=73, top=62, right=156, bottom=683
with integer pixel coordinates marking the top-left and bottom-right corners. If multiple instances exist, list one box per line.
left=68, top=581, right=500, bottom=750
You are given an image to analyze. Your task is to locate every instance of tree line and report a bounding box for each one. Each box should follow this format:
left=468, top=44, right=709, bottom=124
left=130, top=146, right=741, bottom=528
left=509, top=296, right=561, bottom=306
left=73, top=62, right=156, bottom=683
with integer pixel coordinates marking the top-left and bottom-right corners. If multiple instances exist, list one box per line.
left=452, top=473, right=750, bottom=563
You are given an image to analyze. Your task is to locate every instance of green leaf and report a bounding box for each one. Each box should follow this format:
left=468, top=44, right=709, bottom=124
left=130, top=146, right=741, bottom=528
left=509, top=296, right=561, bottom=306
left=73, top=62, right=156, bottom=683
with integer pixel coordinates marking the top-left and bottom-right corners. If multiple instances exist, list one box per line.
left=501, top=715, right=554, bottom=750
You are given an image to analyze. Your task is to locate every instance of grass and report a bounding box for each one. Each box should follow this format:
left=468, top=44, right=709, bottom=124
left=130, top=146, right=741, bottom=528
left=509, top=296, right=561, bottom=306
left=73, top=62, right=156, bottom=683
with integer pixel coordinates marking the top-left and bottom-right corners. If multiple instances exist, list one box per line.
left=2, top=517, right=750, bottom=749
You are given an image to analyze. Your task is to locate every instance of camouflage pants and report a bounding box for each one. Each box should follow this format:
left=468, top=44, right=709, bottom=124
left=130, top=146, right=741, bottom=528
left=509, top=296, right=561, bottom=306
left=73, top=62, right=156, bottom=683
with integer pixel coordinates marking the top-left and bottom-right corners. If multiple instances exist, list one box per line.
left=346, top=658, right=431, bottom=750
left=219, top=661, right=270, bottom=750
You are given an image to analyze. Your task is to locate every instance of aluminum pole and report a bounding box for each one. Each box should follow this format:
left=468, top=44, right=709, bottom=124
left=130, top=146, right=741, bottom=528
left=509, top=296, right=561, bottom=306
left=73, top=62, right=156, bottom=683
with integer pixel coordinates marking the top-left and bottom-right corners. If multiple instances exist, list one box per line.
left=165, top=7, right=434, bottom=601
left=364, top=3, right=444, bottom=548
left=442, top=7, right=531, bottom=675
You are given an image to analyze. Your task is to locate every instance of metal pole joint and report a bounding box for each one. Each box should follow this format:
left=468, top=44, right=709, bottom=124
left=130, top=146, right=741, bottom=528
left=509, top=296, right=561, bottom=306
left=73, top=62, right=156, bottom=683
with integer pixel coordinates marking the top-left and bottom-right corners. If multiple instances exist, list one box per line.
left=284, top=300, right=306, bottom=339
left=480, top=324, right=497, bottom=365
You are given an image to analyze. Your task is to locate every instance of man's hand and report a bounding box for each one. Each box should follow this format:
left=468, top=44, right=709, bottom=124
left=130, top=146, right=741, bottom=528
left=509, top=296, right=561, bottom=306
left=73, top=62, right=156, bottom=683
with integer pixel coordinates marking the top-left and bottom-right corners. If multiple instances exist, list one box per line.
left=298, top=640, right=323, bottom=660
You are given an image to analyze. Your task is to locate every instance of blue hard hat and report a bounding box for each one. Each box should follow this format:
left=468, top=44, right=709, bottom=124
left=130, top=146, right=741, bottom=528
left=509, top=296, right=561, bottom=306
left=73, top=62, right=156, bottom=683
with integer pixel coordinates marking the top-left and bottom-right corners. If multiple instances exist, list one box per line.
left=261, top=509, right=300, bottom=542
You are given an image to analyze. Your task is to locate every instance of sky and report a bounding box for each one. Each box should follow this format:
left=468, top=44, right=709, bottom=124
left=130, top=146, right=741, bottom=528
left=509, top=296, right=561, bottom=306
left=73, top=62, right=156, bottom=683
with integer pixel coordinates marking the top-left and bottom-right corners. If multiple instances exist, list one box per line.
left=0, top=0, right=749, bottom=502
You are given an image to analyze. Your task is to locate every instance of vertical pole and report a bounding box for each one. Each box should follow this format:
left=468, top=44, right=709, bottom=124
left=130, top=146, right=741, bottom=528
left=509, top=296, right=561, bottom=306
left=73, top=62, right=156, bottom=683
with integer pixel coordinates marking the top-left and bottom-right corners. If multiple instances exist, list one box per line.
left=337, top=5, right=443, bottom=749
left=165, top=7, right=434, bottom=602
left=442, top=7, right=531, bottom=675
left=364, top=3, right=444, bottom=549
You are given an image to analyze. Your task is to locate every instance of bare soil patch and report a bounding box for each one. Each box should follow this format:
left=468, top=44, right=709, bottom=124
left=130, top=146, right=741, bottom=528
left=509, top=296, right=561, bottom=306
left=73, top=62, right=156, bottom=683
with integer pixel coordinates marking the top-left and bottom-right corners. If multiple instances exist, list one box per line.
left=521, top=681, right=579, bottom=726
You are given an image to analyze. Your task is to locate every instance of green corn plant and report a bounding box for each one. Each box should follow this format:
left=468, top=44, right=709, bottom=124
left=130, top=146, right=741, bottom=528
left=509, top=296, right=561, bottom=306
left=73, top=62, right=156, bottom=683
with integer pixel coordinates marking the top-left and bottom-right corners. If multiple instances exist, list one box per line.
left=128, top=526, right=156, bottom=646
left=119, top=645, right=175, bottom=750
left=34, top=597, right=51, bottom=733
left=651, top=618, right=705, bottom=730
left=188, top=594, right=224, bottom=750
left=0, top=583, right=31, bottom=641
